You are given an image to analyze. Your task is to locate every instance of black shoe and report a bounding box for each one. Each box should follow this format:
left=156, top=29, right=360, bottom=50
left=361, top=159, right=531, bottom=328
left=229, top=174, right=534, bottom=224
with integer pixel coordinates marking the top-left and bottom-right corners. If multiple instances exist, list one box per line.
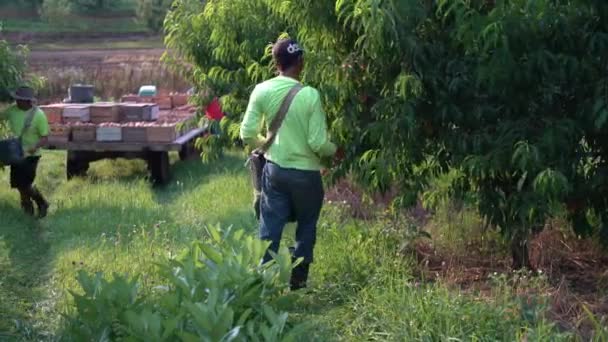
left=37, top=201, right=49, bottom=219
left=30, top=187, right=49, bottom=219
left=290, top=263, right=310, bottom=291
left=21, top=200, right=35, bottom=216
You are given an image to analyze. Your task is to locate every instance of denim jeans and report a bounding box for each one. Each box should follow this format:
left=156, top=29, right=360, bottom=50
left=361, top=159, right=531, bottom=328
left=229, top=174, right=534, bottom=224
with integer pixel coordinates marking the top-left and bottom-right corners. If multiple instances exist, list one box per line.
left=260, top=161, right=324, bottom=264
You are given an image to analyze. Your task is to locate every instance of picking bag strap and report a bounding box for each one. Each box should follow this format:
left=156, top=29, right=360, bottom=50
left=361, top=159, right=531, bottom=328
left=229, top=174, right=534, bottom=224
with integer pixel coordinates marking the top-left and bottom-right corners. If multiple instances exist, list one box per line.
left=260, top=84, right=303, bottom=153
left=20, top=107, right=36, bottom=141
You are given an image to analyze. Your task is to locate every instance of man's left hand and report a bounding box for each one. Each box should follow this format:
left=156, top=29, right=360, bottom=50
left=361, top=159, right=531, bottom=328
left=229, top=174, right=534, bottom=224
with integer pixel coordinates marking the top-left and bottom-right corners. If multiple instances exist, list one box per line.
left=333, top=147, right=345, bottom=165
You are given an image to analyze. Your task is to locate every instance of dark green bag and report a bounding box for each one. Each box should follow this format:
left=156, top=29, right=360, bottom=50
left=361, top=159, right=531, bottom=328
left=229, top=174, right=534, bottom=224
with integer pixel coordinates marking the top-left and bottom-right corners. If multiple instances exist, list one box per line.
left=0, top=108, right=36, bottom=165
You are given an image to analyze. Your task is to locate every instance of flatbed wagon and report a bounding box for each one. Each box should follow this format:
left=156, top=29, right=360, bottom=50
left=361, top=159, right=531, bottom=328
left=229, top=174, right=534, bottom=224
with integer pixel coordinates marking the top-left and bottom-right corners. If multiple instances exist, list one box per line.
left=45, top=126, right=207, bottom=185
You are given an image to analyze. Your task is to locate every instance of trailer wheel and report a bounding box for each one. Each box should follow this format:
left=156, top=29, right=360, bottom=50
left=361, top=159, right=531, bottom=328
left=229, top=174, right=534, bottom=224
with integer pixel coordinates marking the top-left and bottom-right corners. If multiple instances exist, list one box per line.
left=66, top=151, right=90, bottom=179
left=147, top=151, right=170, bottom=185
left=179, top=140, right=199, bottom=161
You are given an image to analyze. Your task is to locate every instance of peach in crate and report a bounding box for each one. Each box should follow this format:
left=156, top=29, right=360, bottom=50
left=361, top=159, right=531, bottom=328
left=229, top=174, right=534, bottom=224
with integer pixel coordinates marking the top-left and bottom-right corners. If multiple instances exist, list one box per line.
left=48, top=125, right=71, bottom=143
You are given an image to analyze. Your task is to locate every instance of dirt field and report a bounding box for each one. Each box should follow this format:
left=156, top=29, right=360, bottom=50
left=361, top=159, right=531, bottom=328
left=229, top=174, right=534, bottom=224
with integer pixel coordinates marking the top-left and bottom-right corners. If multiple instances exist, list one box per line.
left=28, top=48, right=167, bottom=68
left=27, top=47, right=188, bottom=102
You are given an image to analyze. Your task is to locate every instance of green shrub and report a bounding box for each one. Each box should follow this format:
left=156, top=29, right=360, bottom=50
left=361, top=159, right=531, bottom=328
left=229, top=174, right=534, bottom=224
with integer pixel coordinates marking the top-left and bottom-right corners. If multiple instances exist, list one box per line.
left=136, top=0, right=172, bottom=32
left=0, top=38, right=27, bottom=102
left=39, top=0, right=72, bottom=27
left=59, top=224, right=306, bottom=341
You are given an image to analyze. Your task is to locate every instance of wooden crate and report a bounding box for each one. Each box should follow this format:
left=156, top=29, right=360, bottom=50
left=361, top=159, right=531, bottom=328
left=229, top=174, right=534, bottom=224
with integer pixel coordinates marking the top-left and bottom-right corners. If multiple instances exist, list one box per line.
left=171, top=94, right=189, bottom=107
left=97, top=126, right=122, bottom=142
left=154, top=96, right=173, bottom=110
left=72, top=125, right=96, bottom=142
left=120, top=103, right=153, bottom=122
left=48, top=125, right=71, bottom=144
left=39, top=104, right=65, bottom=124
left=136, top=96, right=155, bottom=104
left=121, top=94, right=140, bottom=102
left=90, top=103, right=121, bottom=124
left=122, top=126, right=148, bottom=143
left=63, top=105, right=90, bottom=123
left=146, top=124, right=181, bottom=143
left=149, top=104, right=160, bottom=121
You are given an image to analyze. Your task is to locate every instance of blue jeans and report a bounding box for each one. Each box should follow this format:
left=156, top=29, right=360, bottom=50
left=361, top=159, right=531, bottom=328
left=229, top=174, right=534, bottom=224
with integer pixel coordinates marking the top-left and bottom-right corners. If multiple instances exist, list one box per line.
left=260, top=161, right=324, bottom=264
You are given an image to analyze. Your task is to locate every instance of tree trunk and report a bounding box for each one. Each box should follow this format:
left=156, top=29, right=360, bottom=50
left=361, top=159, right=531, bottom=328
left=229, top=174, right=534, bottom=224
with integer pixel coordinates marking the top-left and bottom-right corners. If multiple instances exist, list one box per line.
left=510, top=230, right=532, bottom=270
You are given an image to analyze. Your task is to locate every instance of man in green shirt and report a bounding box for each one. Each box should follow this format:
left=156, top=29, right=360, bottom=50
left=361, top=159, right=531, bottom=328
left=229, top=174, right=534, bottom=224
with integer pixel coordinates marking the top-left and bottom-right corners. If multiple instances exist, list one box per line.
left=241, top=38, right=339, bottom=290
left=1, top=86, right=50, bottom=218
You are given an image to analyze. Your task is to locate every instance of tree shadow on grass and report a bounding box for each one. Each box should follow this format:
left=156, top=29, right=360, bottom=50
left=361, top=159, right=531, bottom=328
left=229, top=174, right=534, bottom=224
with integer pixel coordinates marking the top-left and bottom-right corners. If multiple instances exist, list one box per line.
left=0, top=201, right=51, bottom=341
left=46, top=204, right=168, bottom=243
left=152, top=152, right=247, bottom=205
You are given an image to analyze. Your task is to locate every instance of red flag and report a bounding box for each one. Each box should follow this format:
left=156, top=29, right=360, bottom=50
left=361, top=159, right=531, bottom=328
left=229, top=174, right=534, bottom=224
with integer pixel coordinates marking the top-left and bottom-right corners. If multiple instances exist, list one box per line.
left=205, top=98, right=224, bottom=121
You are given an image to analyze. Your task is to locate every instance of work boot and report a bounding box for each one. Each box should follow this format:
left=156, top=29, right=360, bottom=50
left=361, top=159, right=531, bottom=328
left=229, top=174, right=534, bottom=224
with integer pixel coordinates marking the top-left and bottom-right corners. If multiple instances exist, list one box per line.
left=30, top=187, right=49, bottom=219
left=290, top=262, right=310, bottom=291
left=21, top=199, right=35, bottom=216
left=18, top=189, right=35, bottom=216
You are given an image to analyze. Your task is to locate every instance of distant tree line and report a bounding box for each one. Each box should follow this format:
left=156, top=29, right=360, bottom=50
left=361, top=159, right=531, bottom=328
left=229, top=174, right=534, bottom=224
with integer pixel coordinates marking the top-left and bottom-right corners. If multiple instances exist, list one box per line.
left=0, top=0, right=172, bottom=32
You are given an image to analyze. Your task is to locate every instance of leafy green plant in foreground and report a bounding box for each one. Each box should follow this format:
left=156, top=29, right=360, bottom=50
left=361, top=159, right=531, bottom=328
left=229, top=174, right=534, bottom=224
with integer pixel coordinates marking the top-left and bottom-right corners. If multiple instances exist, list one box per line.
left=59, top=224, right=305, bottom=342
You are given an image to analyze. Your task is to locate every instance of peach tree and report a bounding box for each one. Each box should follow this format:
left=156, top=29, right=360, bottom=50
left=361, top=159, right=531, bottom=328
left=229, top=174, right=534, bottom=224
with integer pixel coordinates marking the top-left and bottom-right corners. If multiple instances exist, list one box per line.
left=165, top=0, right=608, bottom=268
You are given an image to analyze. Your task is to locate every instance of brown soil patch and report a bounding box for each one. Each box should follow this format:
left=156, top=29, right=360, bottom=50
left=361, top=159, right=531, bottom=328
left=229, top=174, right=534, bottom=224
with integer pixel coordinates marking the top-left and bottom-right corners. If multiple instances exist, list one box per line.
left=408, top=230, right=608, bottom=338
left=28, top=49, right=166, bottom=69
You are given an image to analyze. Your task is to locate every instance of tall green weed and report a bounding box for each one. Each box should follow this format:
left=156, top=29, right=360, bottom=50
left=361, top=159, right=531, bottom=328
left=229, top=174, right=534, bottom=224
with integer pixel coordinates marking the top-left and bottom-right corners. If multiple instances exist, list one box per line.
left=59, top=224, right=306, bottom=341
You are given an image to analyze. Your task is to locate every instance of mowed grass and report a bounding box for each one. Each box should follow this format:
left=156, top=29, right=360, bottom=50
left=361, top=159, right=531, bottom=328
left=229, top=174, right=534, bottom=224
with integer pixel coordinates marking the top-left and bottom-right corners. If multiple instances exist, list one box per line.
left=0, top=150, right=254, bottom=339
left=0, top=150, right=591, bottom=340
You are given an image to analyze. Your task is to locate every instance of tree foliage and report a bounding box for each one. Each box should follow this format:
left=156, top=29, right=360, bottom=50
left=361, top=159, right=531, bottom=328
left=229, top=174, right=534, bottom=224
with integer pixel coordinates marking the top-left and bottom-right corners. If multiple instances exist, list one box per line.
left=0, top=39, right=27, bottom=102
left=136, top=0, right=173, bottom=32
left=165, top=0, right=608, bottom=267
left=0, top=0, right=43, bottom=9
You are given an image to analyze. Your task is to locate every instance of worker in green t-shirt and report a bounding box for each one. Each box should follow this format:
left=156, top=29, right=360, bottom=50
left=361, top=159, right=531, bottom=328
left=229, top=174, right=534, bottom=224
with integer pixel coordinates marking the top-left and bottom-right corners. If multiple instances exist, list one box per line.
left=0, top=86, right=50, bottom=218
left=240, top=38, right=342, bottom=290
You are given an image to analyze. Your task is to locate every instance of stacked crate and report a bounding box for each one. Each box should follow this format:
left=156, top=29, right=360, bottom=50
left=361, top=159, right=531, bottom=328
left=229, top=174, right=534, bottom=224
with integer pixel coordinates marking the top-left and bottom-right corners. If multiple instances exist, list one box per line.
left=42, top=93, right=196, bottom=145
left=90, top=103, right=121, bottom=124
left=72, top=123, right=96, bottom=142
left=48, top=125, right=71, bottom=144
left=97, top=123, right=122, bottom=142
left=63, top=105, right=91, bottom=123
left=120, top=103, right=159, bottom=122
left=146, top=121, right=184, bottom=143
left=40, top=104, right=66, bottom=124
left=122, top=122, right=148, bottom=143
left=171, top=93, right=189, bottom=108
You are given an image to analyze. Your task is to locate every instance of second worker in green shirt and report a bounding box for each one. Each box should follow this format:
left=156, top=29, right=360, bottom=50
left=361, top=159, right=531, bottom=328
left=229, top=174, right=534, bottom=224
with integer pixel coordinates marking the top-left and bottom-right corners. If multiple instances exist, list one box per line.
left=240, top=38, right=338, bottom=290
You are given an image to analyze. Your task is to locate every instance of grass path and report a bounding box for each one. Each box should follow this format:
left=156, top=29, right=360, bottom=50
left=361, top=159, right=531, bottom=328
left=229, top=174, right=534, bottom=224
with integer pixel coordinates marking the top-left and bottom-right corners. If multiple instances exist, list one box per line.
left=0, top=150, right=587, bottom=340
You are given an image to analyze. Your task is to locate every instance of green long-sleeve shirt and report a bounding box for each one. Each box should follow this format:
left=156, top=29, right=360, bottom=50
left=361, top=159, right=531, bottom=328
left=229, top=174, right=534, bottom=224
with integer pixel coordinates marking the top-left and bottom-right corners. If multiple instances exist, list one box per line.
left=240, top=76, right=337, bottom=171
